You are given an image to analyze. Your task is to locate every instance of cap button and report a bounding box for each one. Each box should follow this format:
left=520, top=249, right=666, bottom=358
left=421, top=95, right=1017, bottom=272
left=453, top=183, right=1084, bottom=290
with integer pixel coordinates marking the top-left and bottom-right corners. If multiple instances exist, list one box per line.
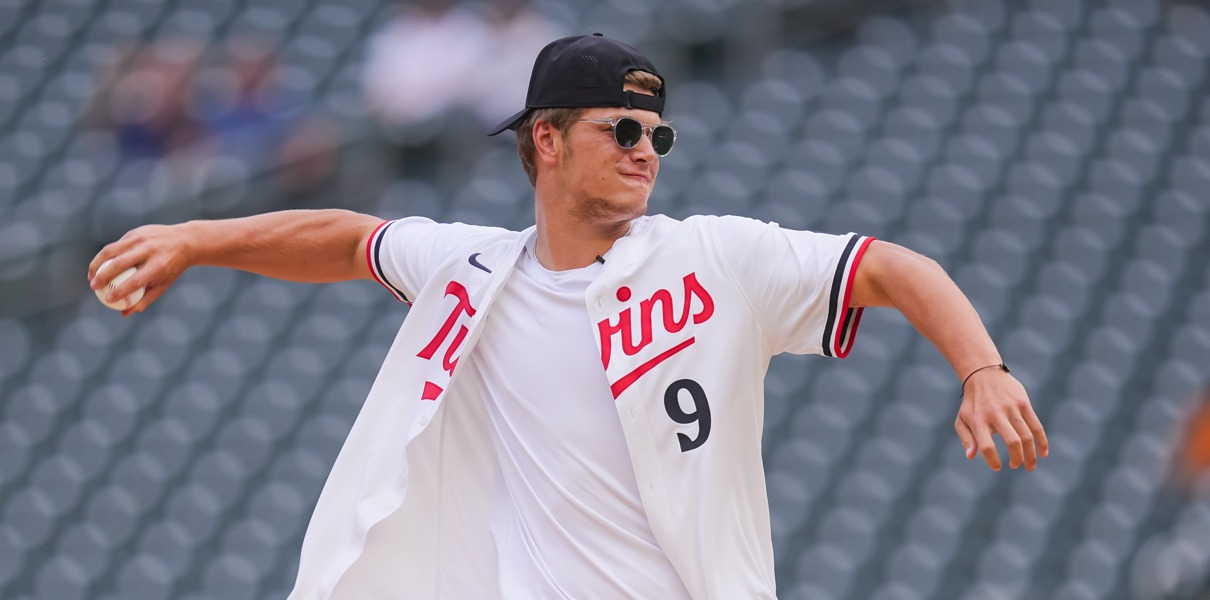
left=592, top=32, right=603, bottom=36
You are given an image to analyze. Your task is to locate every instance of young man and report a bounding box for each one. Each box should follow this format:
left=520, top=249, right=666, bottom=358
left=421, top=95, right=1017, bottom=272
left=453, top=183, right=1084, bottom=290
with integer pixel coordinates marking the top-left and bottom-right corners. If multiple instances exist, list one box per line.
left=90, top=34, right=1048, bottom=599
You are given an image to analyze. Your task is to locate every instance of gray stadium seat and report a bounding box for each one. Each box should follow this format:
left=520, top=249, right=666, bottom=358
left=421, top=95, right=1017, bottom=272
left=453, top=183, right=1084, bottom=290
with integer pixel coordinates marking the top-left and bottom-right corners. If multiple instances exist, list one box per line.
left=211, top=414, right=278, bottom=474
left=245, top=480, right=311, bottom=538
left=976, top=541, right=1034, bottom=592
left=200, top=551, right=266, bottom=600
left=4, top=488, right=60, bottom=548
left=795, top=542, right=859, bottom=599
left=883, top=543, right=945, bottom=598
left=840, top=457, right=909, bottom=518
left=1065, top=540, right=1124, bottom=598
left=739, top=80, right=808, bottom=134
left=903, top=505, right=964, bottom=565
left=790, top=402, right=854, bottom=464
left=34, top=555, right=92, bottom=600
left=135, top=518, right=195, bottom=586
left=804, top=108, right=868, bottom=165
left=243, top=377, right=306, bottom=443
left=0, top=422, right=33, bottom=492
left=83, top=484, right=142, bottom=549
left=115, top=553, right=176, bottom=600
left=820, top=76, right=884, bottom=125
left=994, top=505, right=1051, bottom=558
left=873, top=401, right=941, bottom=459
left=838, top=45, right=901, bottom=98
left=188, top=449, right=251, bottom=510
left=817, top=504, right=880, bottom=563
left=163, top=482, right=224, bottom=545
left=53, top=522, right=113, bottom=591
left=931, top=14, right=994, bottom=64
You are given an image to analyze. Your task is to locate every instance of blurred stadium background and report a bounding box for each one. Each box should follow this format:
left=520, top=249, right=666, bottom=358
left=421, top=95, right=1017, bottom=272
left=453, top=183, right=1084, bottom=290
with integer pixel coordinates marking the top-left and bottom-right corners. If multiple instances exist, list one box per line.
left=2, top=0, right=1209, bottom=598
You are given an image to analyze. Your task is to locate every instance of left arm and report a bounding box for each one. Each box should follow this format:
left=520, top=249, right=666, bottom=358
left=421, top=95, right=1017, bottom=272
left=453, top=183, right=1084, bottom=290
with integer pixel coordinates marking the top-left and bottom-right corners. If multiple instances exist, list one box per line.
left=849, top=240, right=1049, bottom=471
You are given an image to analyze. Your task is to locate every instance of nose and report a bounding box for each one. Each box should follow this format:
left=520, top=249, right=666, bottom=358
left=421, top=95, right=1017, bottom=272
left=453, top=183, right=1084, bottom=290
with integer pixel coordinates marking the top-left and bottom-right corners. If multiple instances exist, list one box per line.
left=629, top=130, right=658, bottom=162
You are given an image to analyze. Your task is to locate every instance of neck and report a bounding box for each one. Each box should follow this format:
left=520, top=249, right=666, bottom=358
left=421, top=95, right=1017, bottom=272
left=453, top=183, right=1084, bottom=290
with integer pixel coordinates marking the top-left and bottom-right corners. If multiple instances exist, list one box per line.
left=532, top=197, right=635, bottom=271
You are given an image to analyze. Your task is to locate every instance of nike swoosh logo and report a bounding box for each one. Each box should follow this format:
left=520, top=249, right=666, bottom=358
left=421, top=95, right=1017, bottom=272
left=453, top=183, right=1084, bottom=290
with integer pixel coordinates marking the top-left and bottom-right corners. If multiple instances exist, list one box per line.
left=468, top=253, right=491, bottom=273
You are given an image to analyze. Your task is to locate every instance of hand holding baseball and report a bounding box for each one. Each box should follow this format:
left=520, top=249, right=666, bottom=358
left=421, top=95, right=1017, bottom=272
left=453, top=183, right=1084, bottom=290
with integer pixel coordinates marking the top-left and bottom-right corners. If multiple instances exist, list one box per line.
left=88, top=223, right=194, bottom=316
left=93, top=259, right=145, bottom=311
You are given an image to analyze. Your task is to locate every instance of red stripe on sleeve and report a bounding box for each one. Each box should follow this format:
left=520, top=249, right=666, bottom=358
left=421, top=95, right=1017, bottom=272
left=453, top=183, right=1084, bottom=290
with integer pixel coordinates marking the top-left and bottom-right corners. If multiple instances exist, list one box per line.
left=365, top=220, right=391, bottom=288
left=833, top=236, right=876, bottom=359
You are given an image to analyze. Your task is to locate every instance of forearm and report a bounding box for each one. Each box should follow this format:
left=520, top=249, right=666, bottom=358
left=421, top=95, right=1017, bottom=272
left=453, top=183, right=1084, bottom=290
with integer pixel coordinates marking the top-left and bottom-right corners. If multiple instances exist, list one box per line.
left=851, top=241, right=1047, bottom=471
left=90, top=209, right=385, bottom=316
left=851, top=242, right=1001, bottom=381
left=181, top=209, right=384, bottom=283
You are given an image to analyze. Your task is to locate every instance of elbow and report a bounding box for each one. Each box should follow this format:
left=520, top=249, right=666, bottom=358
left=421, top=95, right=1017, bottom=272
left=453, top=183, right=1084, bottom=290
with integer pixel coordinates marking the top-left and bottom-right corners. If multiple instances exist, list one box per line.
left=850, top=241, right=944, bottom=308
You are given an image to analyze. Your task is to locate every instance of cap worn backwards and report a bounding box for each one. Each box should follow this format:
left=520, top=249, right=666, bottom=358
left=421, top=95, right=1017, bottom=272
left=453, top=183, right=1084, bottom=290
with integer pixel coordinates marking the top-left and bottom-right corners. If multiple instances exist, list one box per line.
left=487, top=33, right=666, bottom=136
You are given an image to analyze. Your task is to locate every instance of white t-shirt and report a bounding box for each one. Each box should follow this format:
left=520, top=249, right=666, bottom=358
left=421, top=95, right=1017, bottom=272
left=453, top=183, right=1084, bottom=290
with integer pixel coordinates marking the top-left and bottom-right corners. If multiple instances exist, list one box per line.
left=461, top=239, right=690, bottom=599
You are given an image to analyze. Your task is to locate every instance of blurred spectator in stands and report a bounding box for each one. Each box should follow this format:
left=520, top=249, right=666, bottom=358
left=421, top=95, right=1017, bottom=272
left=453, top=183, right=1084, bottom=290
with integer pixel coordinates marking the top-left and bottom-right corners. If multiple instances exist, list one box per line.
left=192, top=36, right=301, bottom=169
left=86, top=35, right=340, bottom=207
left=362, top=0, right=488, bottom=132
left=1174, top=384, right=1210, bottom=493
left=193, top=36, right=341, bottom=206
left=275, top=114, right=342, bottom=206
left=361, top=0, right=562, bottom=183
left=85, top=37, right=206, bottom=161
left=469, top=0, right=564, bottom=128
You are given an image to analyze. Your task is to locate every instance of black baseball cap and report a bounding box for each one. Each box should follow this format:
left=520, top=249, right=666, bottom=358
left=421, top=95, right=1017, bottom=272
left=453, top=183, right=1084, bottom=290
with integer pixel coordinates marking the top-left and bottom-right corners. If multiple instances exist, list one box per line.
left=487, top=33, right=666, bottom=136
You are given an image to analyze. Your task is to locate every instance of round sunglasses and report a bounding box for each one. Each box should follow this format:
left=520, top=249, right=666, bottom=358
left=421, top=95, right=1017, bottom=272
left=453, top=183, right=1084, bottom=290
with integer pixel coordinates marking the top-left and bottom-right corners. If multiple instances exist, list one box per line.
left=577, top=117, right=677, bottom=157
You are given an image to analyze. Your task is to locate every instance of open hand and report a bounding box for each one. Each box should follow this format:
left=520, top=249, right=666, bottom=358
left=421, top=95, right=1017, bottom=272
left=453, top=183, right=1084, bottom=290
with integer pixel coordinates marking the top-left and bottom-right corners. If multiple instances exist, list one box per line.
left=954, top=368, right=1049, bottom=471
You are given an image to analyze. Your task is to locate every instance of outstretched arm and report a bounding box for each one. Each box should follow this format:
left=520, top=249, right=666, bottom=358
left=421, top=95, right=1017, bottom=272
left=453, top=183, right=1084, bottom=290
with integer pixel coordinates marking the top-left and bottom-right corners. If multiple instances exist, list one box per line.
left=88, top=209, right=385, bottom=316
left=849, top=240, right=1049, bottom=471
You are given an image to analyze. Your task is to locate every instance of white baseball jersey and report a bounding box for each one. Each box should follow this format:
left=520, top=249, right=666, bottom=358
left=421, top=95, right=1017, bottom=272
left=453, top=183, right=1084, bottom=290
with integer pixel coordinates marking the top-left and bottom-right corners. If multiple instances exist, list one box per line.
left=287, top=214, right=873, bottom=599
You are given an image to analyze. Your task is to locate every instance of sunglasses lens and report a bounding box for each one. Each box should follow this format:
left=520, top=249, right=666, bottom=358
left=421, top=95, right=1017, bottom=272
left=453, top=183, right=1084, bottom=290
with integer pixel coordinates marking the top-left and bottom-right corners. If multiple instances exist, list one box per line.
left=613, top=118, right=644, bottom=149
left=651, top=126, right=675, bottom=156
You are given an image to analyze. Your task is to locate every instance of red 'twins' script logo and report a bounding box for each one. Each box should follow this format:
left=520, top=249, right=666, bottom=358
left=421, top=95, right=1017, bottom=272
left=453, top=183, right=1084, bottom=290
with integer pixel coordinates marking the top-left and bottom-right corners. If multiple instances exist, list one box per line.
left=416, top=280, right=476, bottom=401
left=597, top=272, right=715, bottom=398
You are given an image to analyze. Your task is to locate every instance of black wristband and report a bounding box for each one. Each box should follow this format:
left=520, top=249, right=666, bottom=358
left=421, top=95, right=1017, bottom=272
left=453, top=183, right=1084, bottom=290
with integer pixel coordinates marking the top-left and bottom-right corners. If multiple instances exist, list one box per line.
left=960, top=363, right=1010, bottom=396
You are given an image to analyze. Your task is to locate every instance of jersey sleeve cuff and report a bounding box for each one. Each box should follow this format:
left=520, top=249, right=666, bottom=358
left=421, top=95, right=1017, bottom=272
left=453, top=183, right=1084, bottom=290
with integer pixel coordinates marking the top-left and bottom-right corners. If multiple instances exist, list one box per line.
left=366, top=220, right=412, bottom=304
left=821, top=234, right=875, bottom=358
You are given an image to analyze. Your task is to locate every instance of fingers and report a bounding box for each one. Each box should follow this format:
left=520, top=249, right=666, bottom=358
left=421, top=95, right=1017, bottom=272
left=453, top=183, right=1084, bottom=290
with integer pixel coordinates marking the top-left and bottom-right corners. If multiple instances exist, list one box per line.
left=120, top=283, right=167, bottom=317
left=970, top=418, right=1002, bottom=471
left=954, top=416, right=976, bottom=459
left=89, top=238, right=141, bottom=291
left=956, top=404, right=1004, bottom=471
left=996, top=413, right=1028, bottom=471
left=88, top=225, right=184, bottom=315
left=88, top=233, right=140, bottom=284
left=955, top=370, right=1050, bottom=473
left=1023, top=402, right=1049, bottom=459
left=956, top=410, right=1031, bottom=472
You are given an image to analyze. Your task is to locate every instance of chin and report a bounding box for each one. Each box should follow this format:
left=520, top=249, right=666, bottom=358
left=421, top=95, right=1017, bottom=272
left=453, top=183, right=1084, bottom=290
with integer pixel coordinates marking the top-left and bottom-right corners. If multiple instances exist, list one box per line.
left=578, top=192, right=648, bottom=222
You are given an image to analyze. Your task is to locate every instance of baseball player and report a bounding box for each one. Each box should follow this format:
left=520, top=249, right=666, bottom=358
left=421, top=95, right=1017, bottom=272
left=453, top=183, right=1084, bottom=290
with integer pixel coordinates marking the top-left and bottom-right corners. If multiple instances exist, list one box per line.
left=90, top=34, right=1048, bottom=599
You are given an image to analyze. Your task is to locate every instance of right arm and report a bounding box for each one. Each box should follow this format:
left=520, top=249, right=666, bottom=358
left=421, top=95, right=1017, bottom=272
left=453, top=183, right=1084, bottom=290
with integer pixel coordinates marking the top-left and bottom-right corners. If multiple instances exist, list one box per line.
left=88, top=209, right=385, bottom=316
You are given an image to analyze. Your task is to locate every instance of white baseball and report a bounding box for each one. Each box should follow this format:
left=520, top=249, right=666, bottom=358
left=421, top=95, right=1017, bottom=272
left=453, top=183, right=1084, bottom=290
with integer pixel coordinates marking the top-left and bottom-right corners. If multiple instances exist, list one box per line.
left=95, top=259, right=146, bottom=311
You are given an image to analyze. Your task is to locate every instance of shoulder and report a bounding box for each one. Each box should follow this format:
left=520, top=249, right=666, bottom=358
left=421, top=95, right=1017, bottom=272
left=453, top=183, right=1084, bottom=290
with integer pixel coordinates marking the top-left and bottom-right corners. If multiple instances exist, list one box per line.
left=645, top=213, right=789, bottom=242
left=384, top=217, right=521, bottom=243
left=633, top=213, right=764, bottom=235
left=377, top=217, right=527, bottom=263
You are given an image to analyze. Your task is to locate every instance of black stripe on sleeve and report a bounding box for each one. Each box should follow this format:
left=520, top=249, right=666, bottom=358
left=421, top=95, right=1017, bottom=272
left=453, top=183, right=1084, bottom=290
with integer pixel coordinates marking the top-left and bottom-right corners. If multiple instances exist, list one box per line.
left=821, top=235, right=861, bottom=358
left=372, top=221, right=411, bottom=303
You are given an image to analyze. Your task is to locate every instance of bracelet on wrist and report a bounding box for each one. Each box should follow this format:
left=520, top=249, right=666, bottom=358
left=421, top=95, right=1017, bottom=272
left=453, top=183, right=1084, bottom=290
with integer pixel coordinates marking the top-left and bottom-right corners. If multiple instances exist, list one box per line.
left=960, top=363, right=1010, bottom=396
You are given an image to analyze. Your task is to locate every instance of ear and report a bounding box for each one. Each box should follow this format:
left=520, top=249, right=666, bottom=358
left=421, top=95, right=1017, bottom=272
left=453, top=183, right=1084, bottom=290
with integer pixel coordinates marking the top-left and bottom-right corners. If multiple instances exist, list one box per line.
left=532, top=119, right=562, bottom=168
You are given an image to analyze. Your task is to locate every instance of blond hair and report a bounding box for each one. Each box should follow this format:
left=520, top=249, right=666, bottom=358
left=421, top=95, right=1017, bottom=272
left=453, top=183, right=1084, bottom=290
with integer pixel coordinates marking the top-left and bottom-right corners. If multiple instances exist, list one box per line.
left=515, top=70, right=663, bottom=186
